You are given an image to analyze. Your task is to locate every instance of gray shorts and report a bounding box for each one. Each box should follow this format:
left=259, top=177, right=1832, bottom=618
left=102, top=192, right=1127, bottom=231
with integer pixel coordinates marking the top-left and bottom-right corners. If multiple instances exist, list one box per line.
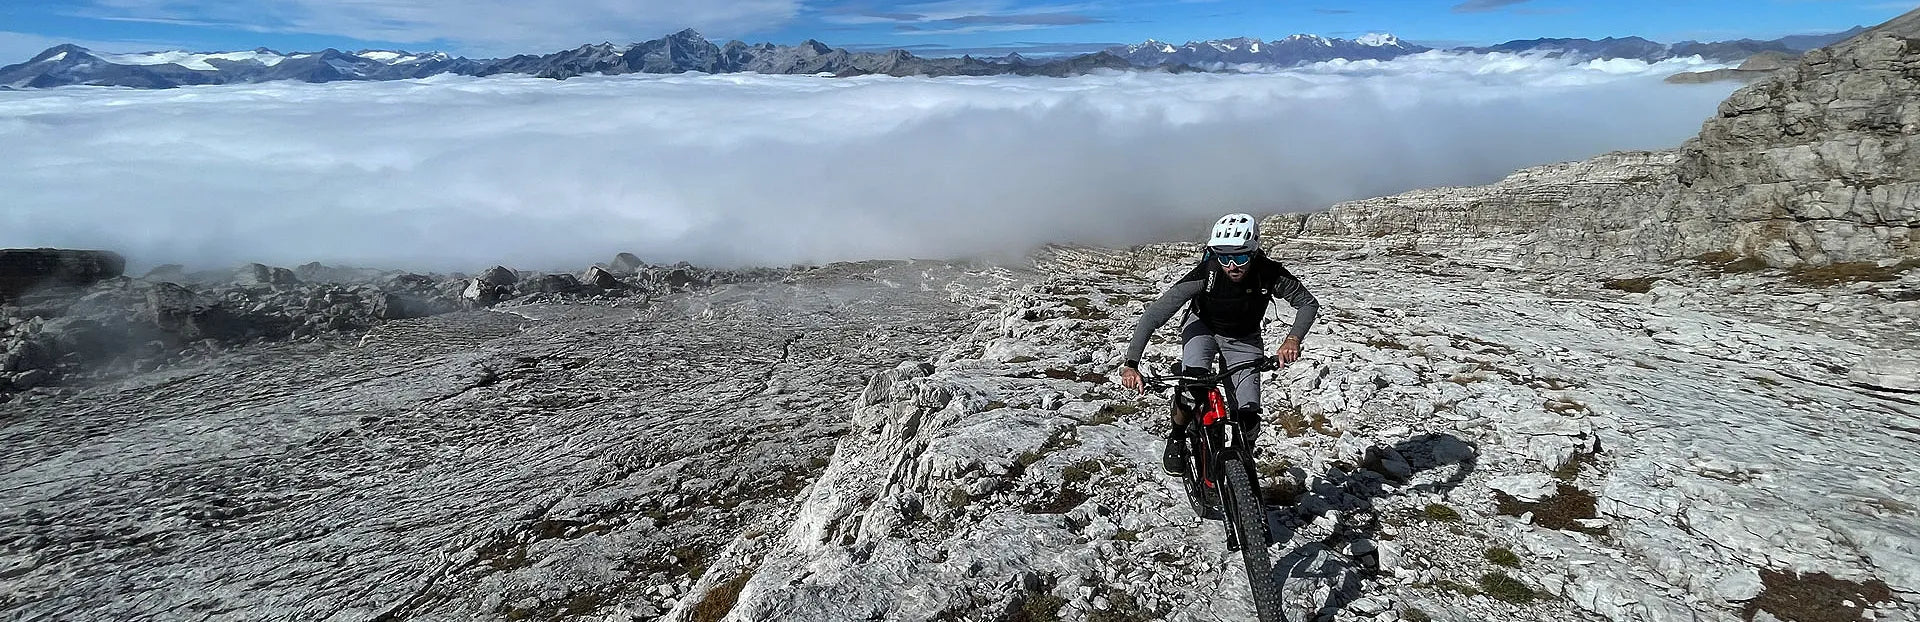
left=1179, top=313, right=1264, bottom=413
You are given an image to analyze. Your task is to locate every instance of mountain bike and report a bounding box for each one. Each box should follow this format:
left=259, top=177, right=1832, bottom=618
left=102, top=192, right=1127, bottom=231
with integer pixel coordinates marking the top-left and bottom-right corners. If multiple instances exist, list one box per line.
left=1143, top=355, right=1283, bottom=622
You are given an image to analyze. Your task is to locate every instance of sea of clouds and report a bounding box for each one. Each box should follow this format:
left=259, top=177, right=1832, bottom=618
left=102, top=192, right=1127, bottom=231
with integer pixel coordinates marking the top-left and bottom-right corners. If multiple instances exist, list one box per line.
left=0, top=52, right=1741, bottom=272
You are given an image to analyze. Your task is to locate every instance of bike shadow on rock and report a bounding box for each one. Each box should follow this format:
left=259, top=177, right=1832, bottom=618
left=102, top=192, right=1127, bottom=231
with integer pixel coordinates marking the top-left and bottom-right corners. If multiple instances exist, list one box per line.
left=1260, top=433, right=1479, bottom=621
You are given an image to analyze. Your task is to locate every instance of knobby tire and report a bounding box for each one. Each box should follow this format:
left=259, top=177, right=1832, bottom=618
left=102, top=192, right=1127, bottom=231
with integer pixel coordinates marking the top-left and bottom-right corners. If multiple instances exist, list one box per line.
left=1225, top=463, right=1284, bottom=622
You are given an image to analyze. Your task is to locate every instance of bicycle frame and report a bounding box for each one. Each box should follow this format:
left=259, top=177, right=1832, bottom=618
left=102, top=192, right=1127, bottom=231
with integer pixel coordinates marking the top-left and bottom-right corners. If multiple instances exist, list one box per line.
left=1148, top=357, right=1273, bottom=550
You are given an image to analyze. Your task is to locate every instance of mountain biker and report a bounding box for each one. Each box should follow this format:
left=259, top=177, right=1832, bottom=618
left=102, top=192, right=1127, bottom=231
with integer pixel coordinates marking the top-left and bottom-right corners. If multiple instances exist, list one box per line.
left=1118, top=213, right=1320, bottom=475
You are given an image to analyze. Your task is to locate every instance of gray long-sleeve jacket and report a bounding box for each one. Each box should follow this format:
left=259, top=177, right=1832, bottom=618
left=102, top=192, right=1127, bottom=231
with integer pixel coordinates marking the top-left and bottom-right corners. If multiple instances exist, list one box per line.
left=1124, top=254, right=1320, bottom=366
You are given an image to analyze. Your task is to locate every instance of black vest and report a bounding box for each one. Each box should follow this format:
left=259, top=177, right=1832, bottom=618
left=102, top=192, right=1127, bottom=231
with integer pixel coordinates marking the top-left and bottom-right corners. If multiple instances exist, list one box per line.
left=1184, top=254, right=1292, bottom=336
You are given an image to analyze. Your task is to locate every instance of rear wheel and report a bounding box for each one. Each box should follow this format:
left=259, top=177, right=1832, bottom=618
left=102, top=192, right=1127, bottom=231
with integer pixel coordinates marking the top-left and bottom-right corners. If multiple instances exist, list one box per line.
left=1225, top=462, right=1283, bottom=622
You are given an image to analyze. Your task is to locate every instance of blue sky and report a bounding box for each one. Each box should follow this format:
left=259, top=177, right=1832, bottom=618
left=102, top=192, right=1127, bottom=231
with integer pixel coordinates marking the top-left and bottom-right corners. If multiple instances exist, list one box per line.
left=1, top=0, right=1912, bottom=60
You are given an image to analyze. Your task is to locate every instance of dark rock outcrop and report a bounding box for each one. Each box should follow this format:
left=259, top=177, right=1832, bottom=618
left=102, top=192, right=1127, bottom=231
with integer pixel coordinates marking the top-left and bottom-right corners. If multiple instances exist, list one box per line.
left=0, top=249, right=125, bottom=301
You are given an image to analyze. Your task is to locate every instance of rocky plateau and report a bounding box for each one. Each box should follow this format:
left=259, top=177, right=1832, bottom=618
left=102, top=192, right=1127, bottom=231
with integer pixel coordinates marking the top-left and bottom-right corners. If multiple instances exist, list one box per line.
left=3, top=9, right=1919, bottom=622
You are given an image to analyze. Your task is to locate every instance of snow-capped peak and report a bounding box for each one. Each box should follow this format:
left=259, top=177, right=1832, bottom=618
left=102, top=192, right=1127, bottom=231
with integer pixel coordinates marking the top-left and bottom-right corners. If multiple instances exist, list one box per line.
left=1356, top=33, right=1402, bottom=47
left=1283, top=34, right=1332, bottom=46
left=354, top=50, right=451, bottom=64
left=98, top=49, right=291, bottom=71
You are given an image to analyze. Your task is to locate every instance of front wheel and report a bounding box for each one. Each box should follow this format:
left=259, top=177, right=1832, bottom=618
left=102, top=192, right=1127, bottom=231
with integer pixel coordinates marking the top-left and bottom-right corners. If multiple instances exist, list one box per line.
left=1224, top=463, right=1283, bottom=622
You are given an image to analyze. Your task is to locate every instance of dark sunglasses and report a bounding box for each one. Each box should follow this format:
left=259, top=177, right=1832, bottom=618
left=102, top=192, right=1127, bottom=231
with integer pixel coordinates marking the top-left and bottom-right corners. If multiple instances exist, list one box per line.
left=1216, top=252, right=1252, bottom=268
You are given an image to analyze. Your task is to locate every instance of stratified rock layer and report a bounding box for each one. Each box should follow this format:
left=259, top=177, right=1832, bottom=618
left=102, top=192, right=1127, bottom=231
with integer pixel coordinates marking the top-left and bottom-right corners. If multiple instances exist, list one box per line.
left=1671, top=28, right=1920, bottom=265
left=1276, top=8, right=1920, bottom=268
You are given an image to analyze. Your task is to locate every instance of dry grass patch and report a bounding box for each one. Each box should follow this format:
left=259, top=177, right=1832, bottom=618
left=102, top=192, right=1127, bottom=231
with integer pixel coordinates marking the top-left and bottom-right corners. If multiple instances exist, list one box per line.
left=1495, top=484, right=1606, bottom=535
left=689, top=572, right=755, bottom=622
left=1601, top=277, right=1661, bottom=293
left=1479, top=571, right=1539, bottom=603
left=1744, top=570, right=1894, bottom=622
left=1690, top=252, right=1771, bottom=275
left=1785, top=260, right=1920, bottom=287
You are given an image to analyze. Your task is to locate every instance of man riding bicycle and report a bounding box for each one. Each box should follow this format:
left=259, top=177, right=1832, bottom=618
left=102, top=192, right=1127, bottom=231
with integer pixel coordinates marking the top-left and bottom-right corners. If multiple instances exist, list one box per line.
left=1119, top=213, right=1320, bottom=475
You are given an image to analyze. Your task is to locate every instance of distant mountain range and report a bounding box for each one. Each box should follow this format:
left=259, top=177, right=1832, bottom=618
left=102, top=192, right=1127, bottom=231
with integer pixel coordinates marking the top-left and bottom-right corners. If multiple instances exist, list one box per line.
left=0, top=26, right=1868, bottom=90
left=1104, top=33, right=1426, bottom=68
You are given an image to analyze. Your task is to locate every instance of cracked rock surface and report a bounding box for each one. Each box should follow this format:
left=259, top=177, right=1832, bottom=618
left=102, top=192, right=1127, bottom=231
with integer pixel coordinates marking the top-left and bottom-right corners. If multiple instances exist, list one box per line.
left=680, top=245, right=1916, bottom=622
left=0, top=260, right=1021, bottom=622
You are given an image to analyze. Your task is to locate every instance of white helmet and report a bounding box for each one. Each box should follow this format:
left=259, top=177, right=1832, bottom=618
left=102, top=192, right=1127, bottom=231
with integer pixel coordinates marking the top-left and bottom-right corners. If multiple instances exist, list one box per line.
left=1206, top=213, right=1259, bottom=254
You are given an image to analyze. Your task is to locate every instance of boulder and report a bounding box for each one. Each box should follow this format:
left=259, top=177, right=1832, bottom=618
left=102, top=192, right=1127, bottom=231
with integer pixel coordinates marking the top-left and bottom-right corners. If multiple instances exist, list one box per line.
left=462, top=278, right=507, bottom=307
left=583, top=266, right=623, bottom=291
left=610, top=253, right=646, bottom=276
left=233, top=263, right=300, bottom=287
left=0, top=249, right=126, bottom=301
left=518, top=274, right=582, bottom=295
left=144, top=282, right=250, bottom=342
left=370, top=292, right=450, bottom=320
left=141, top=264, right=189, bottom=283
left=478, top=266, right=518, bottom=287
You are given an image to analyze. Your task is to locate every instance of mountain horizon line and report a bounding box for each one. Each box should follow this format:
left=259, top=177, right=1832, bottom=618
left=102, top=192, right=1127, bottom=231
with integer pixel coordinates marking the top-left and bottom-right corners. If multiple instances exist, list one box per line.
left=9, top=24, right=1868, bottom=65
left=2, top=25, right=1868, bottom=90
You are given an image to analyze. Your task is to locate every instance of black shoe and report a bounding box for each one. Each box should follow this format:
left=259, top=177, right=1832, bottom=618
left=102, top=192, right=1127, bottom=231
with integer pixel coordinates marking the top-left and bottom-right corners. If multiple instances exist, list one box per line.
left=1162, top=436, right=1190, bottom=476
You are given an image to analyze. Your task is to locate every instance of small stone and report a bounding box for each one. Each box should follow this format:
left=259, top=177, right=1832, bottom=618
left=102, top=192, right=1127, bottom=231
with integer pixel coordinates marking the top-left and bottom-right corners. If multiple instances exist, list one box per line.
left=1487, top=474, right=1557, bottom=502
left=1349, top=595, right=1391, bottom=615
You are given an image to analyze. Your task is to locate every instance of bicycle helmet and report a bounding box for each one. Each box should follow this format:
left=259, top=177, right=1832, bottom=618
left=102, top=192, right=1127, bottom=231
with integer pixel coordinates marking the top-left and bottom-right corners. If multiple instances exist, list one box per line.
left=1206, top=213, right=1259, bottom=254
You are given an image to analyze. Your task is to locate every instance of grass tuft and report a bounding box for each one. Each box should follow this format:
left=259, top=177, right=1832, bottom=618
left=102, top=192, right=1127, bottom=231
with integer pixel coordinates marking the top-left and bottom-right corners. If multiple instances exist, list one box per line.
left=1479, top=571, right=1538, bottom=603
left=689, top=571, right=755, bottom=622
left=1485, top=546, right=1521, bottom=567
left=1422, top=503, right=1461, bottom=522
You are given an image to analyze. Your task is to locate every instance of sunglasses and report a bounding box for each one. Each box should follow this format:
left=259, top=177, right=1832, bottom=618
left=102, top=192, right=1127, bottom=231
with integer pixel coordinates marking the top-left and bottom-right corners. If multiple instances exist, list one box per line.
left=1216, top=252, right=1252, bottom=268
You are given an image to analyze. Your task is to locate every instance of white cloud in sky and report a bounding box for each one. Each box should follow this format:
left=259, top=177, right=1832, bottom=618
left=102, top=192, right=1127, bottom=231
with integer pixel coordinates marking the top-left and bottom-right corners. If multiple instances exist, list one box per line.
left=78, top=0, right=802, bottom=55
left=0, top=53, right=1741, bottom=273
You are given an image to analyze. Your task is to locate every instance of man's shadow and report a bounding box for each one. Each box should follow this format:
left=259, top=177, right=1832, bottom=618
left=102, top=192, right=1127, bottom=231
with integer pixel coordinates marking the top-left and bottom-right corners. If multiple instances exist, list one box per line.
left=1257, top=433, right=1479, bottom=621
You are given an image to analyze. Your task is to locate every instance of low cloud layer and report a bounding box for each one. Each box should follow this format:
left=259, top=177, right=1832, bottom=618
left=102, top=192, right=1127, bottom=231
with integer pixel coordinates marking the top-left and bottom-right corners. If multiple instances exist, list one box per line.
left=0, top=53, right=1740, bottom=272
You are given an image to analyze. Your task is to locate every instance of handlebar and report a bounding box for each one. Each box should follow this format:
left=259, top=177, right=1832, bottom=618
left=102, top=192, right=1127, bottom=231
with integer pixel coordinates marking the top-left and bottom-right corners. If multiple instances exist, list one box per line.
left=1140, top=356, right=1279, bottom=392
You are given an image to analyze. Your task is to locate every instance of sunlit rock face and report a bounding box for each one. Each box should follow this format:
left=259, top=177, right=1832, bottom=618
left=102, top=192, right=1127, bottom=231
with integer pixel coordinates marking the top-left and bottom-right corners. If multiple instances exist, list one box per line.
left=1269, top=9, right=1920, bottom=269
left=1670, top=23, right=1920, bottom=266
